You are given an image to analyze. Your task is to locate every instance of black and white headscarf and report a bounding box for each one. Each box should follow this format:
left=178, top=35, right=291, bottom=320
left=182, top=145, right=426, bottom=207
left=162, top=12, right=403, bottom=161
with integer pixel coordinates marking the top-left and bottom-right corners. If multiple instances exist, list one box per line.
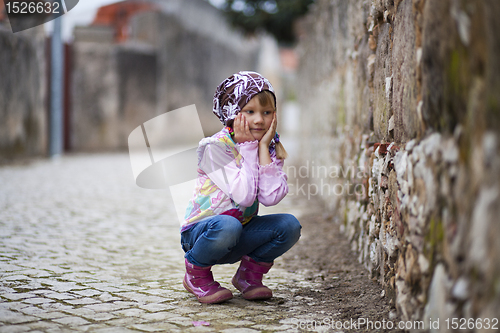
left=213, top=71, right=276, bottom=126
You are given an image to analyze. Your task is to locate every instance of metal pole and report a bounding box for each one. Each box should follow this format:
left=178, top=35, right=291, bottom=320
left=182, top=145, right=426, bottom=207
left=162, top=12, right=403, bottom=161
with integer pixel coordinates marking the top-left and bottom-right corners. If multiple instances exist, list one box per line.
left=49, top=14, right=64, bottom=158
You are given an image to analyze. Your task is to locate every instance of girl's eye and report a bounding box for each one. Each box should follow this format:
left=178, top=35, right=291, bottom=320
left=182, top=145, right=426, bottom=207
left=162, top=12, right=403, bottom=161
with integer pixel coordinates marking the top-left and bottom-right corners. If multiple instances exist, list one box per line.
left=245, top=110, right=254, bottom=114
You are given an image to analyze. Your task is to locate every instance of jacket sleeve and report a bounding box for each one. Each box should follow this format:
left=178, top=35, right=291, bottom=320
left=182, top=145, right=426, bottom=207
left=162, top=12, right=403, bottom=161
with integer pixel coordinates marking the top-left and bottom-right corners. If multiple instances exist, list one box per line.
left=199, top=140, right=260, bottom=207
left=257, top=153, right=288, bottom=207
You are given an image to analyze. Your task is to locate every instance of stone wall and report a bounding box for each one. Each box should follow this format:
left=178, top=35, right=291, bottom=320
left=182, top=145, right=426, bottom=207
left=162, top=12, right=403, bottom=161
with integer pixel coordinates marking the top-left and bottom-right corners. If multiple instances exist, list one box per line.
left=0, top=25, right=47, bottom=160
left=297, top=0, right=500, bottom=327
left=71, top=37, right=119, bottom=151
left=71, top=36, right=158, bottom=151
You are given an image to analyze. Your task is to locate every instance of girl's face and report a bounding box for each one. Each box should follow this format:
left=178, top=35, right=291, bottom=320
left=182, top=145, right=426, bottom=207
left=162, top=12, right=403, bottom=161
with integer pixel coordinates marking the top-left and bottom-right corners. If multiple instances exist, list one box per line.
left=240, top=95, right=275, bottom=141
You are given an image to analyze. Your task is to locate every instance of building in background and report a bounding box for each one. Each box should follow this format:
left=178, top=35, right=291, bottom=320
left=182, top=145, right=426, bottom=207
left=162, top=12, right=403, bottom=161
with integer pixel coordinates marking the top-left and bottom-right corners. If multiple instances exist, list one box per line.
left=0, top=0, right=284, bottom=157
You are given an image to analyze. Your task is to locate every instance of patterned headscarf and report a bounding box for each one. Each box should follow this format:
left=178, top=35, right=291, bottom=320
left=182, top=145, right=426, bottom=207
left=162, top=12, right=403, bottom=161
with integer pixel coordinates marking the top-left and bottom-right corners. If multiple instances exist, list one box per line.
left=213, top=71, right=276, bottom=126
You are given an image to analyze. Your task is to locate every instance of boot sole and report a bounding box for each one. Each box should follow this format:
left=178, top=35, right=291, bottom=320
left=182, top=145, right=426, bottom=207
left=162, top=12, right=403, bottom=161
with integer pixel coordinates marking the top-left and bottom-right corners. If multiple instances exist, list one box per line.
left=232, top=277, right=272, bottom=300
left=183, top=278, right=233, bottom=304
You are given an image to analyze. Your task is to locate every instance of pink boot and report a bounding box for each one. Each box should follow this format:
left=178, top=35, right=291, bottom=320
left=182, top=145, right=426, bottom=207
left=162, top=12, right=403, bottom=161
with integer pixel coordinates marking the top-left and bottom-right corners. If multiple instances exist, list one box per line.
left=183, top=259, right=233, bottom=304
left=232, top=255, right=273, bottom=300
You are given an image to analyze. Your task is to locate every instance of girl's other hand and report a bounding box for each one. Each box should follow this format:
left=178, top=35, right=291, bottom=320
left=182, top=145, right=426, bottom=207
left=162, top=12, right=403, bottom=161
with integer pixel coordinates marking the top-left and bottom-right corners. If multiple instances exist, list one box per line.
left=259, top=112, right=277, bottom=148
left=233, top=113, right=256, bottom=143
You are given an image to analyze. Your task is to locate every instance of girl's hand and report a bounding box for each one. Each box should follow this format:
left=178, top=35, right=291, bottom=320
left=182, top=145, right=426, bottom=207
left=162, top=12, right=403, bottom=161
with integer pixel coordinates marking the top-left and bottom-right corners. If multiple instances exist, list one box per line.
left=233, top=113, right=256, bottom=143
left=259, top=112, right=277, bottom=148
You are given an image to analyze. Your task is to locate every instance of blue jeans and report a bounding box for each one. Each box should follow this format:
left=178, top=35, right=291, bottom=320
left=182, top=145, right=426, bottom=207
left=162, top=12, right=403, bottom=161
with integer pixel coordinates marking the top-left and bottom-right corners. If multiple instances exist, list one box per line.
left=181, top=214, right=301, bottom=267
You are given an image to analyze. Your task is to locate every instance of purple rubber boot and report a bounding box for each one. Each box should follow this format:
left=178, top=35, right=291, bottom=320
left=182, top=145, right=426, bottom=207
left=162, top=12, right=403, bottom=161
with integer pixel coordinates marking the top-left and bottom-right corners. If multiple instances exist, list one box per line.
left=232, top=255, right=273, bottom=300
left=183, top=259, right=233, bottom=304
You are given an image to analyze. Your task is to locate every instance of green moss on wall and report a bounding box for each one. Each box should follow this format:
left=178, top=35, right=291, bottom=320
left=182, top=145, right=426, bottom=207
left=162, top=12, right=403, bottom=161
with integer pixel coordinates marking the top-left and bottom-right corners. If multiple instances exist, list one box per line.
left=338, top=83, right=346, bottom=126
left=444, top=47, right=471, bottom=133
left=424, top=216, right=445, bottom=266
left=487, top=88, right=500, bottom=131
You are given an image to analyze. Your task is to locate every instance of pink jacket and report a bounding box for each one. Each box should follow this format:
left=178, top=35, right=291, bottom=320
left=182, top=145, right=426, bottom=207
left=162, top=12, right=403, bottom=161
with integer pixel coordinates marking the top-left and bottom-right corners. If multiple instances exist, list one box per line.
left=182, top=128, right=288, bottom=231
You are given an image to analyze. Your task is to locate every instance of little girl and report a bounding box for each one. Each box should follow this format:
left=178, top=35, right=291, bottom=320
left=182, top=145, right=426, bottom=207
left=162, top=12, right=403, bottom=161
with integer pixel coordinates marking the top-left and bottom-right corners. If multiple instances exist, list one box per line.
left=181, top=71, right=301, bottom=304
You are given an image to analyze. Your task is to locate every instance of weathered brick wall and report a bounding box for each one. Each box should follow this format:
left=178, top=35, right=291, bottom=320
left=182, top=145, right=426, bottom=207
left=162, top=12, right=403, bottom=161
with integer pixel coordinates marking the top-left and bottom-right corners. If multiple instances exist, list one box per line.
left=0, top=25, right=47, bottom=160
left=297, top=0, right=500, bottom=327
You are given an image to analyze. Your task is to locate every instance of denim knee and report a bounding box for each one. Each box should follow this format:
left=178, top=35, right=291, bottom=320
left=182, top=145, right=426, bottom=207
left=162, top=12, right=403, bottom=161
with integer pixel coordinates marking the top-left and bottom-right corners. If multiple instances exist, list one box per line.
left=207, top=215, right=242, bottom=248
left=183, top=215, right=243, bottom=267
left=281, top=214, right=302, bottom=243
left=245, top=214, right=302, bottom=263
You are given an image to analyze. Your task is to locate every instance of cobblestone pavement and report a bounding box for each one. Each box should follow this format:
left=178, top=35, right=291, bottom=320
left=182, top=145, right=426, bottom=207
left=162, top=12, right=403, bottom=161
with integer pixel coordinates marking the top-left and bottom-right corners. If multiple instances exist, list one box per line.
left=1, top=153, right=325, bottom=333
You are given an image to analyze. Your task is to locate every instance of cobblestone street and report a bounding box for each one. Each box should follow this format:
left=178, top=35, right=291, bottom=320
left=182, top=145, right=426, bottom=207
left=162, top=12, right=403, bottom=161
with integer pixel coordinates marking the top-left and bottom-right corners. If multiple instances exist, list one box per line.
left=0, top=153, right=326, bottom=333
left=1, top=152, right=401, bottom=333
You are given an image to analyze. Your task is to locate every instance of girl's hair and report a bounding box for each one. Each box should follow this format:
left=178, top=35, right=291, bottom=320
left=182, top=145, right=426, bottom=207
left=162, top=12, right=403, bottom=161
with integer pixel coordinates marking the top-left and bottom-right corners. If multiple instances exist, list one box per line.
left=255, top=91, right=288, bottom=160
